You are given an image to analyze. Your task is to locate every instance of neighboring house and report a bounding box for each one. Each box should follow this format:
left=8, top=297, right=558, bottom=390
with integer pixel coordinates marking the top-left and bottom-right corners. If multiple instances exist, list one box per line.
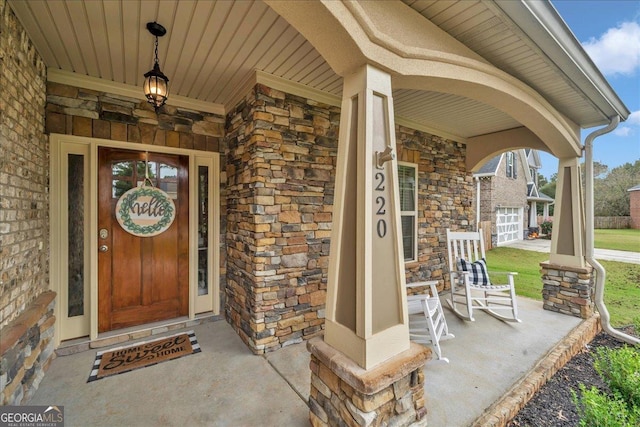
left=1, top=0, right=630, bottom=416
left=629, top=185, right=640, bottom=229
left=474, top=149, right=553, bottom=246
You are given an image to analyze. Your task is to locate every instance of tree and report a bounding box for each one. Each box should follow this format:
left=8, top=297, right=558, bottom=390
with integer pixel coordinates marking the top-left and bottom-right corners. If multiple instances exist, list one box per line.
left=538, top=173, right=556, bottom=217
left=580, top=161, right=609, bottom=186
left=537, top=172, right=549, bottom=188
left=594, top=160, right=640, bottom=217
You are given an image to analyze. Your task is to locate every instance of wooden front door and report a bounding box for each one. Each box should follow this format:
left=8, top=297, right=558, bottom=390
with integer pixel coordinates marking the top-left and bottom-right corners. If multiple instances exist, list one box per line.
left=98, top=148, right=189, bottom=332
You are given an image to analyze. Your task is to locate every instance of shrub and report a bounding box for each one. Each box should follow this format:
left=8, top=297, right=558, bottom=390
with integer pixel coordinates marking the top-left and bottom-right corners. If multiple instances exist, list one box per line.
left=572, top=385, right=638, bottom=427
left=593, top=345, right=640, bottom=409
left=540, top=219, right=553, bottom=236
left=573, top=345, right=640, bottom=427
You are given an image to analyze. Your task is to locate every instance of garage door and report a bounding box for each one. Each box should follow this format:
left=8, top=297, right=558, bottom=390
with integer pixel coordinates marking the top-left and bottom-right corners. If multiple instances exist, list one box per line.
left=496, top=207, right=521, bottom=245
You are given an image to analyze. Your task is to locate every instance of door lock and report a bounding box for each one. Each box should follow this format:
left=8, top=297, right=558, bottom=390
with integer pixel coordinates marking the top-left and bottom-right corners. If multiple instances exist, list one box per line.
left=99, top=228, right=108, bottom=239
left=99, top=245, right=109, bottom=253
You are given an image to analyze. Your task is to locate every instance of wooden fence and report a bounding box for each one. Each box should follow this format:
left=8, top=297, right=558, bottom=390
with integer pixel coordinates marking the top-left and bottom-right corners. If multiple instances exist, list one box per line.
left=594, top=216, right=631, bottom=229
left=479, top=220, right=492, bottom=250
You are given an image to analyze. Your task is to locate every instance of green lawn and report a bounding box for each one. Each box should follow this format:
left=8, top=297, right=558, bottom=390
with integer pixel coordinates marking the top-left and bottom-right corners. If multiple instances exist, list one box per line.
left=485, top=247, right=640, bottom=327
left=595, top=229, right=640, bottom=252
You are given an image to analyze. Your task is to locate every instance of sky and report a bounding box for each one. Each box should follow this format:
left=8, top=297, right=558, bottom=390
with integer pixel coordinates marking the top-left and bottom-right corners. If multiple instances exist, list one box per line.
left=537, top=1, right=640, bottom=179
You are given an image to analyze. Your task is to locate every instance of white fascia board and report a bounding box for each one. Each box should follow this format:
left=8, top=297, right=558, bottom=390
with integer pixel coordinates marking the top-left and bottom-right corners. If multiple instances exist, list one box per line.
left=492, top=0, right=630, bottom=123
left=473, top=172, right=496, bottom=178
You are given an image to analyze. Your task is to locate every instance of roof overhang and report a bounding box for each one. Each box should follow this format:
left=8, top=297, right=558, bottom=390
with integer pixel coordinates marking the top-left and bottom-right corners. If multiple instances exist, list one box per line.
left=8, top=0, right=629, bottom=164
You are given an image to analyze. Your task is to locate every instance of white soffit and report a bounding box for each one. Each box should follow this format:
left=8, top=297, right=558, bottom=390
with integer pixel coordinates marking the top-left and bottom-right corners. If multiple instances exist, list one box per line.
left=8, top=0, right=625, bottom=139
left=402, top=0, right=627, bottom=126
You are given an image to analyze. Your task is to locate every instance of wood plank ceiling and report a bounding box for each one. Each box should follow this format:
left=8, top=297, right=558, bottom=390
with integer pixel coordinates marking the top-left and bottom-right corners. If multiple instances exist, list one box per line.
left=8, top=0, right=601, bottom=140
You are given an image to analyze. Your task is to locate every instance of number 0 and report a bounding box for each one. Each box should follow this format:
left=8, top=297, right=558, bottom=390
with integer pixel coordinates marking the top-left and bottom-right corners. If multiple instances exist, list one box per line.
left=377, top=219, right=387, bottom=238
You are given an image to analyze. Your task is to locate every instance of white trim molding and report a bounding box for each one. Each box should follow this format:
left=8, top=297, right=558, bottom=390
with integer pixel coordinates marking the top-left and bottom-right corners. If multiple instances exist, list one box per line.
left=48, top=68, right=226, bottom=116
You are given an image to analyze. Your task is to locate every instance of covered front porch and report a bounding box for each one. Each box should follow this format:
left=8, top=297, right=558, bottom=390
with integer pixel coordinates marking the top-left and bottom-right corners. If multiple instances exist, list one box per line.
left=28, top=296, right=595, bottom=426
left=2, top=0, right=634, bottom=423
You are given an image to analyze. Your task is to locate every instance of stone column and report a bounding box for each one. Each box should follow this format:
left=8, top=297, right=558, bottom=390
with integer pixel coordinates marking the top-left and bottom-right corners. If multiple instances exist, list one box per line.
left=308, top=338, right=429, bottom=426
left=543, top=157, right=594, bottom=317
left=316, top=64, right=429, bottom=426
left=540, top=262, right=595, bottom=318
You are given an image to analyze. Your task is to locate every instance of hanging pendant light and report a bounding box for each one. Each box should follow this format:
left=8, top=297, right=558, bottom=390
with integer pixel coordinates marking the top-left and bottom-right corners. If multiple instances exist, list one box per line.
left=143, top=22, right=169, bottom=111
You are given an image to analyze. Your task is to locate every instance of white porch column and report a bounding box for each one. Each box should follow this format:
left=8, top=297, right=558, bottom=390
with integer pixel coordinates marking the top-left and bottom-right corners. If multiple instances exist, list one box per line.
left=529, top=201, right=538, bottom=228
left=324, top=64, right=410, bottom=369
left=543, top=203, right=550, bottom=219
left=549, top=157, right=586, bottom=267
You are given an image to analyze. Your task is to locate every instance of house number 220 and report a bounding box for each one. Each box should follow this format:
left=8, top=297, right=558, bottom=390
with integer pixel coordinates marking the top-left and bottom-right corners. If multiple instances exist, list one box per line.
left=374, top=172, right=387, bottom=238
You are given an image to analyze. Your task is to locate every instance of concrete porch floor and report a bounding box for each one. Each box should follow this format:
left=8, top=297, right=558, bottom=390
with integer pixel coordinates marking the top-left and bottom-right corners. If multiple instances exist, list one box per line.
left=28, top=296, right=586, bottom=427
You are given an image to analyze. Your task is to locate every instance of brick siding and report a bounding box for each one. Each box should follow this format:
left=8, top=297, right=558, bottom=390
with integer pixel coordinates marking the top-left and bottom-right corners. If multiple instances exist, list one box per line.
left=630, top=190, right=640, bottom=229
left=0, top=0, right=52, bottom=404
left=0, top=0, right=49, bottom=328
left=477, top=152, right=529, bottom=245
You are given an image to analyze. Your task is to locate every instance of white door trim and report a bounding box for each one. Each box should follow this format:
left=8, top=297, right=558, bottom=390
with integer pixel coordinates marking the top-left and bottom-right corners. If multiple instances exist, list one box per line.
left=50, top=134, right=220, bottom=346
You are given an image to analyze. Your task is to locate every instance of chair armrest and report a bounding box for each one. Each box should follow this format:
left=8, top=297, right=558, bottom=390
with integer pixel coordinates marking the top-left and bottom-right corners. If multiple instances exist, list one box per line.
left=450, top=270, right=470, bottom=279
left=406, top=281, right=439, bottom=298
left=406, top=280, right=438, bottom=289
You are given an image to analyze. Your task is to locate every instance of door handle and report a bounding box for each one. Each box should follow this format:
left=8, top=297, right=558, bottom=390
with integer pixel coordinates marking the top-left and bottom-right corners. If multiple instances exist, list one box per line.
left=99, top=245, right=109, bottom=253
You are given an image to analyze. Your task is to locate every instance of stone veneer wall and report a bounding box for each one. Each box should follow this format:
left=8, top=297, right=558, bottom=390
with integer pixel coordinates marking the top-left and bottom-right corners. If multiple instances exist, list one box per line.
left=540, top=261, right=595, bottom=318
left=308, top=338, right=429, bottom=427
left=45, top=83, right=225, bottom=151
left=224, top=86, right=474, bottom=353
left=225, top=85, right=338, bottom=353
left=1, top=292, right=56, bottom=404
left=0, top=0, right=51, bottom=405
left=395, top=125, right=474, bottom=290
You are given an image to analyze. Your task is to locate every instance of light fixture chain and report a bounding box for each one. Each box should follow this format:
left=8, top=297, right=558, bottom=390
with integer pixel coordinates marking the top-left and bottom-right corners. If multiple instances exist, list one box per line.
left=154, top=35, right=159, bottom=66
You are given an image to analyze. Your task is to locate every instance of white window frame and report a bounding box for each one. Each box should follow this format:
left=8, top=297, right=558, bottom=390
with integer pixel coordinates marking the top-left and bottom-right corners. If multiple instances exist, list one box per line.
left=506, top=152, right=514, bottom=178
left=506, top=151, right=518, bottom=179
left=398, top=162, right=418, bottom=263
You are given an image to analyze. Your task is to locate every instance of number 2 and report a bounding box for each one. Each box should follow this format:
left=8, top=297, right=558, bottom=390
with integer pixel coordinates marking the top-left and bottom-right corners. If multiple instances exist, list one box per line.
left=375, top=172, right=385, bottom=191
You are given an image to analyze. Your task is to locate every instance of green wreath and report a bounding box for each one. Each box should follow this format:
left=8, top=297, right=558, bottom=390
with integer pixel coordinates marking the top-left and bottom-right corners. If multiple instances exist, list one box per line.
left=117, top=187, right=175, bottom=236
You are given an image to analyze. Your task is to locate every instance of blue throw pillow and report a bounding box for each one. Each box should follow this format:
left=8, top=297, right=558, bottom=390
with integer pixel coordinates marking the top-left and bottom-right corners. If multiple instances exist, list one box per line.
left=456, top=258, right=491, bottom=286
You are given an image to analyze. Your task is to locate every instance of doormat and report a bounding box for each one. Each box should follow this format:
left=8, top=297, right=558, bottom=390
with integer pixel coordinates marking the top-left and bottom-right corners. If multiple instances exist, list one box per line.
left=88, top=330, right=201, bottom=382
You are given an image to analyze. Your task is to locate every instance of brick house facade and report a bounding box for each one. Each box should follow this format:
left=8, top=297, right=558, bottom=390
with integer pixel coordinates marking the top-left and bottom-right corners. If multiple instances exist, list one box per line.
left=630, top=185, right=640, bottom=229
left=475, top=151, right=529, bottom=246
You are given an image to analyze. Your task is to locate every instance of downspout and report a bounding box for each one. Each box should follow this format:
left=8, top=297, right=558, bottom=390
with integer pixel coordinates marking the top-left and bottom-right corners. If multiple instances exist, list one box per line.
left=585, top=116, right=639, bottom=345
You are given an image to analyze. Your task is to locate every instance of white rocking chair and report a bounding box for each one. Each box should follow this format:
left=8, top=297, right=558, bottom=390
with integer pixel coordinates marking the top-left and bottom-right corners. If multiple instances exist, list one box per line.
left=407, top=281, right=454, bottom=363
left=445, top=229, right=521, bottom=323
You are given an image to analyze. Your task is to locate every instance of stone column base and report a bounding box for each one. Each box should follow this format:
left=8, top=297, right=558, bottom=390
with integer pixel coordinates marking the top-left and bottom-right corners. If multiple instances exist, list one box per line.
left=307, top=337, right=430, bottom=426
left=540, top=261, right=595, bottom=318
left=0, top=291, right=56, bottom=405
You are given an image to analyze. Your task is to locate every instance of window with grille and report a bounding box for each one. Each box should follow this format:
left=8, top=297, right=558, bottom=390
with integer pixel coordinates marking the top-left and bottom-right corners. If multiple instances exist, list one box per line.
left=398, top=163, right=417, bottom=262
left=506, top=152, right=518, bottom=178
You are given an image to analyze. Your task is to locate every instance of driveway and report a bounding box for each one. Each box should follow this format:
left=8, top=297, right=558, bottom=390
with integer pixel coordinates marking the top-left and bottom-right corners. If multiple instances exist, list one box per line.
left=505, top=239, right=640, bottom=264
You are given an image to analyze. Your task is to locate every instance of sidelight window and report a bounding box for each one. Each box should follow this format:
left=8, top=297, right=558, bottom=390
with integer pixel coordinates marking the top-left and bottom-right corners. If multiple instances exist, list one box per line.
left=398, top=162, right=417, bottom=262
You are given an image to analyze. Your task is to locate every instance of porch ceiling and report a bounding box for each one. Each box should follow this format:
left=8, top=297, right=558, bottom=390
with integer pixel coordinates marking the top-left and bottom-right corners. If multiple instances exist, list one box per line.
left=8, top=0, right=624, bottom=142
